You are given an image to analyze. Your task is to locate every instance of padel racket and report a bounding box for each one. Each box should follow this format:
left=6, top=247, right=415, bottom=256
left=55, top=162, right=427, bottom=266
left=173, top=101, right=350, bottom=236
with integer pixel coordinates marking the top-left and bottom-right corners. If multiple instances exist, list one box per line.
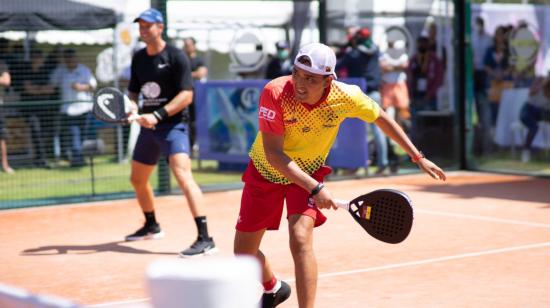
left=336, top=189, right=413, bottom=244
left=93, top=87, right=138, bottom=124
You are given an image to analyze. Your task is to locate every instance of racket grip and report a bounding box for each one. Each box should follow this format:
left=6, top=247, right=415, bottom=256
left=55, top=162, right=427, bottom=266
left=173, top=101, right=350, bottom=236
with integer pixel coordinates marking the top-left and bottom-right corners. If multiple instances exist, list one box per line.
left=335, top=199, right=350, bottom=211
left=127, top=113, right=140, bottom=122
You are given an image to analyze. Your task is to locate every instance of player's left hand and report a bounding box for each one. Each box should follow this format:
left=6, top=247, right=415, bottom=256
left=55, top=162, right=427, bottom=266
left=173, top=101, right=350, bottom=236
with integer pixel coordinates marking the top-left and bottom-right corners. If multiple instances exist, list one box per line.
left=416, top=158, right=446, bottom=181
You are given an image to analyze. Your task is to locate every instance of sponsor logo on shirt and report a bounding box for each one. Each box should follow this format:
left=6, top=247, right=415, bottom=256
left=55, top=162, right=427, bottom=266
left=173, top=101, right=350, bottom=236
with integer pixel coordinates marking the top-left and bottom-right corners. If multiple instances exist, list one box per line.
left=259, top=106, right=276, bottom=121
left=141, top=82, right=161, bottom=99
left=158, top=63, right=169, bottom=69
left=284, top=118, right=298, bottom=124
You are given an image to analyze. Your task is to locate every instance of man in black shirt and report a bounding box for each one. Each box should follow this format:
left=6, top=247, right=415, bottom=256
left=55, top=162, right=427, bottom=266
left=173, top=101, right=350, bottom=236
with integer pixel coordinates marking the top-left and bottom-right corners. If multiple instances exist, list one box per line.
left=125, top=8, right=216, bottom=257
left=182, top=37, right=208, bottom=154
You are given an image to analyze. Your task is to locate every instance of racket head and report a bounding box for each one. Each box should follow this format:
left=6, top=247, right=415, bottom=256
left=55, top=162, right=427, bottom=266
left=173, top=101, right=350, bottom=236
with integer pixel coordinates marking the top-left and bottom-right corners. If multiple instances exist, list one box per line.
left=93, top=87, right=129, bottom=123
left=348, top=189, right=413, bottom=244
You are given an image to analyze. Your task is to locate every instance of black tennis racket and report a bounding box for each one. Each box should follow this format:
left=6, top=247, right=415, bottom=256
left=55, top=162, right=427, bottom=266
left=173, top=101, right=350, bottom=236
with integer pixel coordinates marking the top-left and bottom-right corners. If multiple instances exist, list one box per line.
left=336, top=189, right=414, bottom=244
left=93, top=87, right=139, bottom=124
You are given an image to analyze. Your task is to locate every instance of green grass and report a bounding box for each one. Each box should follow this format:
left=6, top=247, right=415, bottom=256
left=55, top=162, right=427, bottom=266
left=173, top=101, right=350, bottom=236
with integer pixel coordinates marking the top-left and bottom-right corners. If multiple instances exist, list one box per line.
left=474, top=150, right=550, bottom=175
left=0, top=157, right=242, bottom=206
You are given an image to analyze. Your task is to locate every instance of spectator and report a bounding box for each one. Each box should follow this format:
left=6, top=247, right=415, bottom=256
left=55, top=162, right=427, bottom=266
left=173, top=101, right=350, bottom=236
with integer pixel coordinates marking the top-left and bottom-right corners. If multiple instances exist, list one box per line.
left=265, top=40, right=293, bottom=79
left=183, top=37, right=208, bottom=155
left=379, top=38, right=410, bottom=174
left=183, top=37, right=208, bottom=82
left=0, top=58, right=13, bottom=174
left=20, top=49, right=54, bottom=167
left=49, top=49, right=97, bottom=167
left=472, top=16, right=493, bottom=152
left=427, top=22, right=447, bottom=72
left=520, top=74, right=550, bottom=162
left=337, top=27, right=388, bottom=175
left=407, top=35, right=443, bottom=139
left=484, top=26, right=512, bottom=126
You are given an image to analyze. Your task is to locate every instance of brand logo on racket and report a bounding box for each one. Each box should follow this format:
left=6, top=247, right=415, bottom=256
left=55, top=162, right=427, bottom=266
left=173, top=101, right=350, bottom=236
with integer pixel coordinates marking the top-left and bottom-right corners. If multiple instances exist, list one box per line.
left=97, top=93, right=116, bottom=119
left=363, top=206, right=372, bottom=220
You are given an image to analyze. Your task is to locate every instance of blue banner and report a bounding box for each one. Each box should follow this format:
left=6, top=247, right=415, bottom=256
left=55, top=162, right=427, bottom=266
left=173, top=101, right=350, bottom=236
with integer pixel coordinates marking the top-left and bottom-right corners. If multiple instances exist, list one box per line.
left=195, top=78, right=369, bottom=168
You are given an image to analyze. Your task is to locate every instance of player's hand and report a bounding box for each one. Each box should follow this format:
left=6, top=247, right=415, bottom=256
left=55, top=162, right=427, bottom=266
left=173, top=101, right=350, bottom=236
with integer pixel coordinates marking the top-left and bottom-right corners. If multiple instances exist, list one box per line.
left=136, top=113, right=158, bottom=129
left=312, top=187, right=338, bottom=210
left=416, top=158, right=446, bottom=181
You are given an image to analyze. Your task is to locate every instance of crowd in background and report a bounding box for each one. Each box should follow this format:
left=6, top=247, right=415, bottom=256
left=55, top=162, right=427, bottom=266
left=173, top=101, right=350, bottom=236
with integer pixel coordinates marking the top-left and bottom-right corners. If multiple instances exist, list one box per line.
left=1, top=15, right=549, bottom=174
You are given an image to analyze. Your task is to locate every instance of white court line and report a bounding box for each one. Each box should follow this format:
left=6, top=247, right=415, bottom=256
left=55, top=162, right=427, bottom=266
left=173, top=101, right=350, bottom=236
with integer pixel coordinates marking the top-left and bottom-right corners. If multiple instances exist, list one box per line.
left=416, top=209, right=550, bottom=229
left=89, top=242, right=550, bottom=307
left=285, top=241, right=550, bottom=282
left=87, top=298, right=150, bottom=307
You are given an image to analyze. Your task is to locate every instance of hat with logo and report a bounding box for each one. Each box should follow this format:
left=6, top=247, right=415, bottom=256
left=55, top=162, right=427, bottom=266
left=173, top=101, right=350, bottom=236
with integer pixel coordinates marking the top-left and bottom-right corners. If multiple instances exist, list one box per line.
left=134, top=8, right=164, bottom=24
left=293, top=43, right=337, bottom=79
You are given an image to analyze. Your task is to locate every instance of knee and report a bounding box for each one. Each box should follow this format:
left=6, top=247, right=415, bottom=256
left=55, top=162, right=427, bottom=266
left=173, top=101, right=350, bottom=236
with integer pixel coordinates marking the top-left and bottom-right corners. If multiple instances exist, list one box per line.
left=130, top=173, right=148, bottom=188
left=289, top=227, right=313, bottom=256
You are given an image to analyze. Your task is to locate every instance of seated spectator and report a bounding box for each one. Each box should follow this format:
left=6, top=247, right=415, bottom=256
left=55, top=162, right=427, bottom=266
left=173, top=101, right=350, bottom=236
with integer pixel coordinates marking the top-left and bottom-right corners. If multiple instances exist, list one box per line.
left=520, top=74, right=550, bottom=162
left=49, top=49, right=97, bottom=167
left=0, top=58, right=13, bottom=173
left=265, top=40, right=292, bottom=79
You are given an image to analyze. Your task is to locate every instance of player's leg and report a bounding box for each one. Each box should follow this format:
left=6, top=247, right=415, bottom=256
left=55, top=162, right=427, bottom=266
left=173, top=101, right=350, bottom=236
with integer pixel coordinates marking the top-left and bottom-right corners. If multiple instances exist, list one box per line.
left=169, top=152, right=203, bottom=217
left=170, top=153, right=217, bottom=257
left=162, top=123, right=215, bottom=257
left=126, top=129, right=163, bottom=241
left=236, top=162, right=290, bottom=307
left=234, top=229, right=270, bottom=280
left=285, top=165, right=331, bottom=308
left=130, top=160, right=157, bottom=212
left=288, top=214, right=316, bottom=308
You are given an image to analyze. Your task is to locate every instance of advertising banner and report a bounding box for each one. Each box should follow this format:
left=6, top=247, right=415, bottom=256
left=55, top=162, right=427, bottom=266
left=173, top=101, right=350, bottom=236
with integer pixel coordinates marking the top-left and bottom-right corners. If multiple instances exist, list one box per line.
left=195, top=78, right=369, bottom=168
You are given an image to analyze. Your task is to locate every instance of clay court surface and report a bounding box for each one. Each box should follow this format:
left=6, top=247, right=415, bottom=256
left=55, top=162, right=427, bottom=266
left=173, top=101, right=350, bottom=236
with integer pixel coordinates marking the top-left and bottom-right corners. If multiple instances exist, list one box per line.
left=1, top=171, right=549, bottom=307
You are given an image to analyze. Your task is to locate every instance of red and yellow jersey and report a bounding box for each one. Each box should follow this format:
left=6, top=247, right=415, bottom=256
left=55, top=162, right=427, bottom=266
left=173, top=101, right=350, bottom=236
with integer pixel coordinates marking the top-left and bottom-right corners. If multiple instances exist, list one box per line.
left=249, top=76, right=380, bottom=184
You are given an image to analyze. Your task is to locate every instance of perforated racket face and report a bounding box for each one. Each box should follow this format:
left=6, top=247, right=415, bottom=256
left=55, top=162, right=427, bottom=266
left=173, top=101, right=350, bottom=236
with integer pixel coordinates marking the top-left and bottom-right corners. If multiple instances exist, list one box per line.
left=349, top=189, right=413, bottom=244
left=93, top=87, right=127, bottom=123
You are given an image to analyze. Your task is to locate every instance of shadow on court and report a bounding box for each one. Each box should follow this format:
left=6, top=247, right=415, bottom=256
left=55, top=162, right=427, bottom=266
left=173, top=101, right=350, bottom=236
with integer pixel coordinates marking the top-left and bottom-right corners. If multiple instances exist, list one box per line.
left=21, top=241, right=176, bottom=256
left=417, top=177, right=550, bottom=205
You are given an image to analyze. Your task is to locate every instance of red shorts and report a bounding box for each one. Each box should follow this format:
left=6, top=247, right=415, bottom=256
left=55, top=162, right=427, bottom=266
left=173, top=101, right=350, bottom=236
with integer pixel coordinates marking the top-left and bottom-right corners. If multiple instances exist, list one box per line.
left=236, top=161, right=332, bottom=232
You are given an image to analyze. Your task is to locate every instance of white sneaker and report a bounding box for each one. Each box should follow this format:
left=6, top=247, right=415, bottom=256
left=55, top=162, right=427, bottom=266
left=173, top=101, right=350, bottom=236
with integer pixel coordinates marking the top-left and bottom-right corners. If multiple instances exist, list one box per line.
left=521, top=149, right=530, bottom=163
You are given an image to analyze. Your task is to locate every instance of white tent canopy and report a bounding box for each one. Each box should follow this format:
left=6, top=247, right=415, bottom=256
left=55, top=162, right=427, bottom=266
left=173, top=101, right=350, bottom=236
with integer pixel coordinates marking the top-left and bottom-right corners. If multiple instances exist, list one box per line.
left=167, top=1, right=319, bottom=54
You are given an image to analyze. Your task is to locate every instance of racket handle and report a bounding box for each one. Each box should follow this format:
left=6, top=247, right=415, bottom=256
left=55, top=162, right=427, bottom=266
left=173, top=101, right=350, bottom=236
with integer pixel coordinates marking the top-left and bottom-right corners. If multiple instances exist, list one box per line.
left=127, top=113, right=140, bottom=122
left=335, top=199, right=350, bottom=211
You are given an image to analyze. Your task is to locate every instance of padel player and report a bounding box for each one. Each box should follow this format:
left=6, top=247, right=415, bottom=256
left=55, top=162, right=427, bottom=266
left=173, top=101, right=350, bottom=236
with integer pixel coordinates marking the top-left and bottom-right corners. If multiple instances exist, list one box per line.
left=125, top=8, right=216, bottom=257
left=233, top=43, right=446, bottom=308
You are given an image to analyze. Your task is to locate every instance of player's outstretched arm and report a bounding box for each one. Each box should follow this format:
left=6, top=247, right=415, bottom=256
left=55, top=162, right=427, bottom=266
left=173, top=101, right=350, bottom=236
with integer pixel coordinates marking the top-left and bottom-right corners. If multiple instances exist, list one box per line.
left=373, top=110, right=446, bottom=181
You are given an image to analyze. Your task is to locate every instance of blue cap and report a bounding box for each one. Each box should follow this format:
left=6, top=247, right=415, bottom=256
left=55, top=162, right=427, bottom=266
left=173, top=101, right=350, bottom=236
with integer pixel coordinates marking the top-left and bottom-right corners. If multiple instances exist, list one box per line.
left=134, top=8, right=164, bottom=23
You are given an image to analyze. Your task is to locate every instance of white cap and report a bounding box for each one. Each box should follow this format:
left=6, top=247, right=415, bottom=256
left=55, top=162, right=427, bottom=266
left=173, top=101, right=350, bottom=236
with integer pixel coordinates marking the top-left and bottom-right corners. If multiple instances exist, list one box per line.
left=293, top=43, right=337, bottom=79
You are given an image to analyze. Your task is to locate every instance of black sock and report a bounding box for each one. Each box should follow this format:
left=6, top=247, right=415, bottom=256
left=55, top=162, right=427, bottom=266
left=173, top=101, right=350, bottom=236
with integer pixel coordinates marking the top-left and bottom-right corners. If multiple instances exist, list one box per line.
left=194, top=216, right=209, bottom=239
left=144, top=211, right=157, bottom=226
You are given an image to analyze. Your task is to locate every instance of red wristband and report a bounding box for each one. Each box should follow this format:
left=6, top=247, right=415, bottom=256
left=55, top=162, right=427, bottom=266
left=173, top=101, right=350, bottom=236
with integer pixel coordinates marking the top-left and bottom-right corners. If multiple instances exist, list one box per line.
left=411, top=152, right=425, bottom=163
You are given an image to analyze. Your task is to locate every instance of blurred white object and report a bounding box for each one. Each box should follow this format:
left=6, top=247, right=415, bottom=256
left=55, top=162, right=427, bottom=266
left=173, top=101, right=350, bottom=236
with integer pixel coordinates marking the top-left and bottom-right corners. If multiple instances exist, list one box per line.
left=0, top=283, right=80, bottom=308
left=146, top=256, right=261, bottom=308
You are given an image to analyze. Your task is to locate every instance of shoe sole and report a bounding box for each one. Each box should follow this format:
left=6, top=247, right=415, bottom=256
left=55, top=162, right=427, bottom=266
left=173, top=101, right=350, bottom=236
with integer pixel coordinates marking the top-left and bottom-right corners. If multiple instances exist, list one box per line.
left=125, top=231, right=165, bottom=241
left=178, top=247, right=219, bottom=258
